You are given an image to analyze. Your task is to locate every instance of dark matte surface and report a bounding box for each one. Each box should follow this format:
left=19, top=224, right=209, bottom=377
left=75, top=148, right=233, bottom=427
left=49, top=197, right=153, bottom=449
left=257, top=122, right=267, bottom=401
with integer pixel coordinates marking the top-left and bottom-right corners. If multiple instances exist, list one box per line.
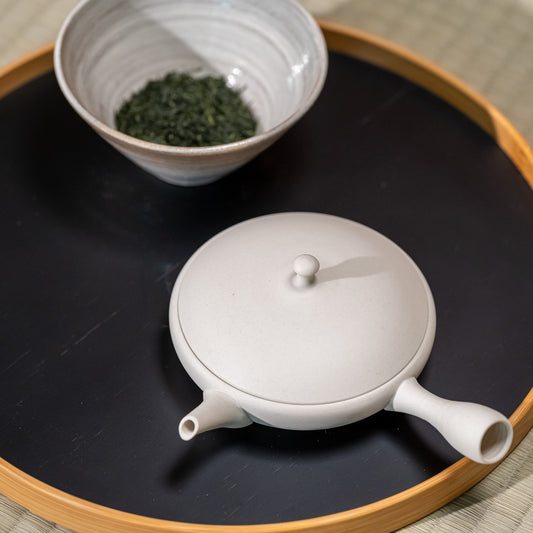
left=0, top=52, right=532, bottom=525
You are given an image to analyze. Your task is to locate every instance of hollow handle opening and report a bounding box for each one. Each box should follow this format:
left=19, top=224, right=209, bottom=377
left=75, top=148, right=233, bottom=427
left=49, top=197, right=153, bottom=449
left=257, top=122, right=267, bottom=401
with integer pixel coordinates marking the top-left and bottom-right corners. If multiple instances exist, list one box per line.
left=386, top=378, right=513, bottom=464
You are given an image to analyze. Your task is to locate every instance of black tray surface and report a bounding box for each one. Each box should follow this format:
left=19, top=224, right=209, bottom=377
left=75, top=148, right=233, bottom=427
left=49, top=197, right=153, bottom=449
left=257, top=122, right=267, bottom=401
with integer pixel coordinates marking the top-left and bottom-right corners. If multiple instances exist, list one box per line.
left=1, top=51, right=532, bottom=526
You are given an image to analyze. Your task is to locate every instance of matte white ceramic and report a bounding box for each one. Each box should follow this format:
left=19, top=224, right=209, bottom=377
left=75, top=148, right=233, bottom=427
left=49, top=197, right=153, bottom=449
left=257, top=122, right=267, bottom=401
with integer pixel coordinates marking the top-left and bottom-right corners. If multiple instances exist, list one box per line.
left=169, top=213, right=513, bottom=464
left=54, top=0, right=328, bottom=186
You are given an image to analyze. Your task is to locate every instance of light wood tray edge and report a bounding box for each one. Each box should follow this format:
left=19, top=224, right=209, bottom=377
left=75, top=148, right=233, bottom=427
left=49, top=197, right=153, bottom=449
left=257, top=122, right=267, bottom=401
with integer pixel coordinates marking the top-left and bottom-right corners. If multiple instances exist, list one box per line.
left=1, top=22, right=532, bottom=533
left=0, top=42, right=55, bottom=100
left=320, top=20, right=533, bottom=190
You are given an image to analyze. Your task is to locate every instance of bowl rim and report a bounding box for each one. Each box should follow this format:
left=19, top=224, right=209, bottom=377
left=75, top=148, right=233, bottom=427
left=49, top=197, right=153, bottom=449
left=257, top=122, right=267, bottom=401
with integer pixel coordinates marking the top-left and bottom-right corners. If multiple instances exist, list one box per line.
left=53, top=0, right=329, bottom=156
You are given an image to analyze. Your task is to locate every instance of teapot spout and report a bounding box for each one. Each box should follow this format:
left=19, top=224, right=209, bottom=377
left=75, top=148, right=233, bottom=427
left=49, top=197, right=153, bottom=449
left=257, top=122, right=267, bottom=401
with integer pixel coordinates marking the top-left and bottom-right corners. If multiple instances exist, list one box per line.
left=178, top=390, right=252, bottom=441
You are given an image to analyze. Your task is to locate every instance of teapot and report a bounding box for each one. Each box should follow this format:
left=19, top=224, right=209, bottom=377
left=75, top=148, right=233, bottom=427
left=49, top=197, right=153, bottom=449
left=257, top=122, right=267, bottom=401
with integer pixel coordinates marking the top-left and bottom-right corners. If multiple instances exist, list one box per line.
left=169, top=212, right=512, bottom=464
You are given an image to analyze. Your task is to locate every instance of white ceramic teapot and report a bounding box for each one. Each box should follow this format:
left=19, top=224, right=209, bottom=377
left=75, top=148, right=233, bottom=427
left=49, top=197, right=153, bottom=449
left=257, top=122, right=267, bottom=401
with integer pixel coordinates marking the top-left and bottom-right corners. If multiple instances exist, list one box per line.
left=169, top=212, right=513, bottom=464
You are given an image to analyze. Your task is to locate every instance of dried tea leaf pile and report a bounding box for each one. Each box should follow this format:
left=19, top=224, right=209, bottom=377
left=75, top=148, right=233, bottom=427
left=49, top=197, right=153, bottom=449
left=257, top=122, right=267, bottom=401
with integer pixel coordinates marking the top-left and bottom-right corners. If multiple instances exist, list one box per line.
left=115, top=73, right=258, bottom=147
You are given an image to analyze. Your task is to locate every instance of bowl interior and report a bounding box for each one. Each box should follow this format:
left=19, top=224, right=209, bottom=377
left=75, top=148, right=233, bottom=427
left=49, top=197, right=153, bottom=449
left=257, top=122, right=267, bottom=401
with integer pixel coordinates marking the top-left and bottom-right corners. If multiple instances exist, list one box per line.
left=58, top=0, right=326, bottom=136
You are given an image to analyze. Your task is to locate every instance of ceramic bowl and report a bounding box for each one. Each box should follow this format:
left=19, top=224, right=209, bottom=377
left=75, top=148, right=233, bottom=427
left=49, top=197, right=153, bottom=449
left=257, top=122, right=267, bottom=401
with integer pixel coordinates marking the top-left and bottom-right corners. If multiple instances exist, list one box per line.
left=54, top=0, right=328, bottom=186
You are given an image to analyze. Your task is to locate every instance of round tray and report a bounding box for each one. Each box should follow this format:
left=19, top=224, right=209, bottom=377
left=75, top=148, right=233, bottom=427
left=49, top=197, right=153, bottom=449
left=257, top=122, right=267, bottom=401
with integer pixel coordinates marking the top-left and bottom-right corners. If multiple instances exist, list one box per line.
left=1, top=21, right=532, bottom=533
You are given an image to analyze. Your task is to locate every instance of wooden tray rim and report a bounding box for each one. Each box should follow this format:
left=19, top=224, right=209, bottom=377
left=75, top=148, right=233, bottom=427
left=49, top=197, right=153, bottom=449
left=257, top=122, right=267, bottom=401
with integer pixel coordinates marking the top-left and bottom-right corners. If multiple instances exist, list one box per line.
left=0, top=20, right=532, bottom=533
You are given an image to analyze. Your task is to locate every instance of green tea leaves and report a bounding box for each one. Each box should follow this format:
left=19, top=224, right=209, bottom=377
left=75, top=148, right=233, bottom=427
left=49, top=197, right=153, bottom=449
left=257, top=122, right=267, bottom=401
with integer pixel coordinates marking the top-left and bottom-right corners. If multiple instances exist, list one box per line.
left=115, top=73, right=258, bottom=147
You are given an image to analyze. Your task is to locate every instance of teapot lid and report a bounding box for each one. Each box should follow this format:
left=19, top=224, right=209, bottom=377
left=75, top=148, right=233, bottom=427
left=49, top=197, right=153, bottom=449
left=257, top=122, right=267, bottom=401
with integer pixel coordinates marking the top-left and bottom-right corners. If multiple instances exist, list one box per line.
left=175, top=212, right=433, bottom=405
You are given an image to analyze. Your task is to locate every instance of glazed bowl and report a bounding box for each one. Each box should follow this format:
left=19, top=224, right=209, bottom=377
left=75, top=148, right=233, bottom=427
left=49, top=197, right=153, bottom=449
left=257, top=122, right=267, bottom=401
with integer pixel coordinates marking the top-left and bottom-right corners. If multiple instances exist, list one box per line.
left=54, top=0, right=328, bottom=186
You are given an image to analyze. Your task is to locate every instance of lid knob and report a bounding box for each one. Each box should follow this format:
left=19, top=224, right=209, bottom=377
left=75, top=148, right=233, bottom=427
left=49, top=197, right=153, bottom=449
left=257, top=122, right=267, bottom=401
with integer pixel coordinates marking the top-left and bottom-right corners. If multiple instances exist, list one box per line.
left=292, top=254, right=320, bottom=288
